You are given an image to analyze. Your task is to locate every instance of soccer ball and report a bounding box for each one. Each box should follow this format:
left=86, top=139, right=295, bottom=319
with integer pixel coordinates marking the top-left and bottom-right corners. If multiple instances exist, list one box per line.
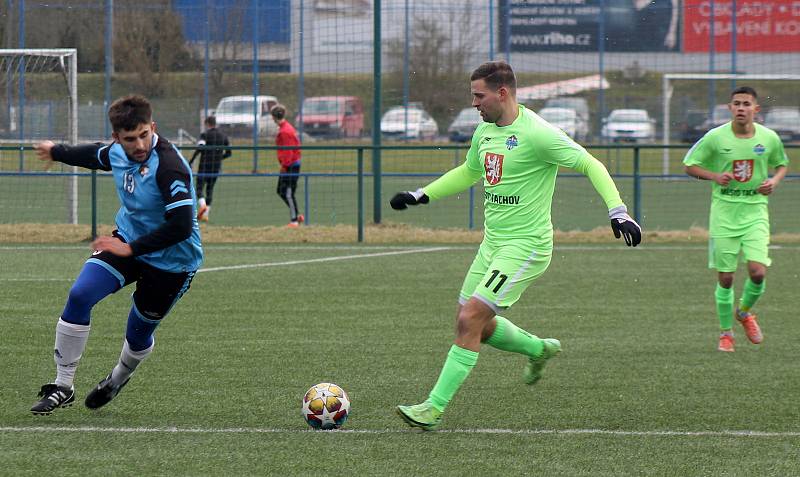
left=302, top=382, right=351, bottom=430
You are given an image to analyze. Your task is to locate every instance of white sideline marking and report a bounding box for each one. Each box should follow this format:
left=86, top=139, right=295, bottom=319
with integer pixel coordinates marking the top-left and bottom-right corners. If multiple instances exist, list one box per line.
left=197, top=247, right=452, bottom=273
left=2, top=426, right=799, bottom=438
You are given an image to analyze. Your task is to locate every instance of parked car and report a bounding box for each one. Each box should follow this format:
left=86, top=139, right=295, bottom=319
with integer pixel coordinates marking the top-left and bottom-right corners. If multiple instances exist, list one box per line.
left=544, top=96, right=590, bottom=124
left=447, top=107, right=482, bottom=142
left=538, top=107, right=589, bottom=142
left=213, top=95, right=279, bottom=138
left=380, top=106, right=438, bottom=140
left=601, top=109, right=656, bottom=143
left=301, top=96, right=364, bottom=139
left=678, top=109, right=708, bottom=143
left=764, top=107, right=800, bottom=142
left=700, top=104, right=732, bottom=131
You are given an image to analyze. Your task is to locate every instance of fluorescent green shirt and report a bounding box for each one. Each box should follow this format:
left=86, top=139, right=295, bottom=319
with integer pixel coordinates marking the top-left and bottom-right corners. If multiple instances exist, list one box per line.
left=683, top=122, right=789, bottom=236
left=424, top=105, right=623, bottom=247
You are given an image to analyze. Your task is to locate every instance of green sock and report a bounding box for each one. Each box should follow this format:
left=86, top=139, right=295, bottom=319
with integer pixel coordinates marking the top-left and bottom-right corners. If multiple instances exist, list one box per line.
left=739, top=278, right=765, bottom=313
left=715, top=284, right=734, bottom=331
left=428, top=345, right=479, bottom=412
left=485, top=315, right=544, bottom=358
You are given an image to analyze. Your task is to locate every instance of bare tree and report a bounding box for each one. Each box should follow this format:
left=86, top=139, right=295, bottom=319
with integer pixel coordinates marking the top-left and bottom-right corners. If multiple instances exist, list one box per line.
left=113, top=0, right=193, bottom=96
left=385, top=3, right=480, bottom=128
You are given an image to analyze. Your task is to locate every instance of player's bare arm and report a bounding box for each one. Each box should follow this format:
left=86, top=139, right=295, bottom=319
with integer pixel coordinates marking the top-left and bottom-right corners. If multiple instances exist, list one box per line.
left=685, top=164, right=733, bottom=186
left=757, top=165, right=788, bottom=195
left=34, top=140, right=56, bottom=170
left=91, top=235, right=133, bottom=257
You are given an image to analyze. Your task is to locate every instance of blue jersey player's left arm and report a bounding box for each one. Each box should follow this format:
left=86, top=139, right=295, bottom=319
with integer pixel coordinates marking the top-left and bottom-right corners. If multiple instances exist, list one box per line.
left=35, top=138, right=196, bottom=260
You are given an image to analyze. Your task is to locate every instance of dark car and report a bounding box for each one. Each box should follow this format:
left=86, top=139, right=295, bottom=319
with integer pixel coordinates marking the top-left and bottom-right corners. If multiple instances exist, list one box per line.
left=679, top=109, right=708, bottom=143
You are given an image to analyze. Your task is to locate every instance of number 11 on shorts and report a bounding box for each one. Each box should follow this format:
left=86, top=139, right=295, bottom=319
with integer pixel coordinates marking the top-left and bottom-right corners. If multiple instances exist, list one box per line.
left=485, top=269, right=508, bottom=294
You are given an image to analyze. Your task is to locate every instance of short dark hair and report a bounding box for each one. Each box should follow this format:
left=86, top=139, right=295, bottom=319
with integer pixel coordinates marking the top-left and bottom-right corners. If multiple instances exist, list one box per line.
left=108, top=95, right=152, bottom=132
left=205, top=115, right=216, bottom=127
left=270, top=104, right=286, bottom=120
left=731, top=86, right=758, bottom=100
left=470, top=61, right=516, bottom=92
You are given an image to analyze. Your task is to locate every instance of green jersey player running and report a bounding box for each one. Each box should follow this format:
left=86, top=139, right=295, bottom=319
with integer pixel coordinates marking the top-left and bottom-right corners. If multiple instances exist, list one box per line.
left=683, top=86, right=788, bottom=352
left=390, top=61, right=642, bottom=431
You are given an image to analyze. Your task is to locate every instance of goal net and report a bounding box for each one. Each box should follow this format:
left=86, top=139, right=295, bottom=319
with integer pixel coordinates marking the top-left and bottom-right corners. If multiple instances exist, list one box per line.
left=0, top=49, right=78, bottom=223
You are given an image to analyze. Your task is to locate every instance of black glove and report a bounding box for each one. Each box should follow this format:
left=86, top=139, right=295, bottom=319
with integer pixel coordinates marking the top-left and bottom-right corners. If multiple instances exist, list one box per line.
left=390, top=188, right=429, bottom=210
left=609, top=205, right=642, bottom=247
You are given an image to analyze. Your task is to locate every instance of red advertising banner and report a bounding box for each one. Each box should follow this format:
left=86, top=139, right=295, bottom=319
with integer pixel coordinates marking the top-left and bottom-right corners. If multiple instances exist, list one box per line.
left=684, top=0, right=800, bottom=52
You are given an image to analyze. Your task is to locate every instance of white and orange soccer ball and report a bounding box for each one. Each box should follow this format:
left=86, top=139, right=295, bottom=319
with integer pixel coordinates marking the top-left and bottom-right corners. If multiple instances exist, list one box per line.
left=301, top=382, right=351, bottom=430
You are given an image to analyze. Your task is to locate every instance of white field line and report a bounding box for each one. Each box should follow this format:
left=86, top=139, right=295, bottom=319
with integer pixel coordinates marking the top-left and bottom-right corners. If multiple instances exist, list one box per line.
left=196, top=247, right=452, bottom=273
left=1, top=426, right=799, bottom=438
left=1, top=244, right=799, bottom=252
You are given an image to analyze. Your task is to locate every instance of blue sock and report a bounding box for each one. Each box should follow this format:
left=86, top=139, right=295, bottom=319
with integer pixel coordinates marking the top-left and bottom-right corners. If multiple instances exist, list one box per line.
left=61, top=262, right=121, bottom=325
left=125, top=304, right=161, bottom=352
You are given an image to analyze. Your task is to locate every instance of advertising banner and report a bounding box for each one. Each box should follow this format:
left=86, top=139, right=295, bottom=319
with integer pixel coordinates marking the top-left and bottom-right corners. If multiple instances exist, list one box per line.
left=499, top=0, right=679, bottom=52
left=684, top=0, right=800, bottom=52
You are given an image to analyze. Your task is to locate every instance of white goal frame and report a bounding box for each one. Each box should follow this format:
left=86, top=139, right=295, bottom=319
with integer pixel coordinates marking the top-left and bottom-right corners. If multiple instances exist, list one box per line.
left=661, top=73, right=800, bottom=175
left=0, top=48, right=78, bottom=222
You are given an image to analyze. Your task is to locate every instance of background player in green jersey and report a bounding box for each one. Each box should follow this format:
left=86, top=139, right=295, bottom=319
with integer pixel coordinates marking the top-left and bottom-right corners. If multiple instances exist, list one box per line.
left=389, top=61, right=641, bottom=430
left=683, top=86, right=788, bottom=352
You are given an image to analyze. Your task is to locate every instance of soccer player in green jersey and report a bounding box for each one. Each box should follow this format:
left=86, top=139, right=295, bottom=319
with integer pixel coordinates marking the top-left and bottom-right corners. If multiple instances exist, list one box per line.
left=389, top=61, right=641, bottom=430
left=683, top=86, right=788, bottom=352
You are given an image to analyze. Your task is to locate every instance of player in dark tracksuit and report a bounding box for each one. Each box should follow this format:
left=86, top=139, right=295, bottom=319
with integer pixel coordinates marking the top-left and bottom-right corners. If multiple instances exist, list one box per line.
left=190, top=115, right=231, bottom=222
left=270, top=104, right=303, bottom=227
left=30, top=95, right=203, bottom=415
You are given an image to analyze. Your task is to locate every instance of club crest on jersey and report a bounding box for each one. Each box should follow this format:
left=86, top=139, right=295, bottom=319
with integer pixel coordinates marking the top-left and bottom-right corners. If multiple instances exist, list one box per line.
left=733, top=159, right=754, bottom=182
left=753, top=144, right=765, bottom=156
left=505, top=135, right=518, bottom=150
left=484, top=152, right=504, bottom=185
left=139, top=165, right=149, bottom=177
left=123, top=172, right=136, bottom=193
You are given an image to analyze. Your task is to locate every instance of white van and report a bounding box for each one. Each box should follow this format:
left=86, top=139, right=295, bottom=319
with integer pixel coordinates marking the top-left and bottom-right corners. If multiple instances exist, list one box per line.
left=212, top=95, right=279, bottom=138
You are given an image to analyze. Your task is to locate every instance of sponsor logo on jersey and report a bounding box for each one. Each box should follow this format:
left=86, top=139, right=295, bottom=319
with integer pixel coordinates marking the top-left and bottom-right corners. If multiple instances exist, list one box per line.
left=123, top=172, right=136, bottom=194
left=505, top=135, right=519, bottom=150
left=753, top=144, right=765, bottom=155
left=484, top=152, right=504, bottom=185
left=485, top=191, right=520, bottom=205
left=732, top=159, right=754, bottom=182
left=720, top=188, right=758, bottom=197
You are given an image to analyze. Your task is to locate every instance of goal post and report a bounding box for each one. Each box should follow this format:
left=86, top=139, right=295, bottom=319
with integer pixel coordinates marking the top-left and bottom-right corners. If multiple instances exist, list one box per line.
left=0, top=48, right=78, bottom=223
left=662, top=73, right=800, bottom=175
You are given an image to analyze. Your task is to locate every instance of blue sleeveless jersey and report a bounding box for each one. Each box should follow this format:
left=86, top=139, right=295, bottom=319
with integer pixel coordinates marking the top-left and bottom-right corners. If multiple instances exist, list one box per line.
left=97, top=135, right=204, bottom=272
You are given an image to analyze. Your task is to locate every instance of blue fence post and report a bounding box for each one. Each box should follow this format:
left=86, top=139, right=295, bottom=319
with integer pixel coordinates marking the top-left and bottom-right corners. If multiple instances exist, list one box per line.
left=251, top=0, right=260, bottom=173
left=304, top=174, right=310, bottom=225
left=633, top=146, right=641, bottom=225
left=357, top=148, right=364, bottom=242
left=18, top=0, right=25, bottom=171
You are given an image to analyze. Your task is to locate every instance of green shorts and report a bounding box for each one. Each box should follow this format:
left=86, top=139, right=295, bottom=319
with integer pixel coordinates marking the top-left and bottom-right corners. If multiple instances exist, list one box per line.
left=708, top=221, right=771, bottom=272
left=459, top=239, right=552, bottom=313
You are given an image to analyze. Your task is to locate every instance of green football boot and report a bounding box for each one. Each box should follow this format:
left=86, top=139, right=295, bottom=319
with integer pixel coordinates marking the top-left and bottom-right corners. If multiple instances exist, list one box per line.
left=524, top=338, right=561, bottom=385
left=396, top=400, right=443, bottom=431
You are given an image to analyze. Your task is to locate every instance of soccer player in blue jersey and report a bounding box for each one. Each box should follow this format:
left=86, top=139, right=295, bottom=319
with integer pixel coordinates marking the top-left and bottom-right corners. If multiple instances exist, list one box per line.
left=30, top=95, right=203, bottom=414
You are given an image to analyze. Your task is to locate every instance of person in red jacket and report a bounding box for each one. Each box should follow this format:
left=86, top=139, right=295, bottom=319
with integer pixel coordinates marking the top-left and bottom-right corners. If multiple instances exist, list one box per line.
left=270, top=104, right=303, bottom=227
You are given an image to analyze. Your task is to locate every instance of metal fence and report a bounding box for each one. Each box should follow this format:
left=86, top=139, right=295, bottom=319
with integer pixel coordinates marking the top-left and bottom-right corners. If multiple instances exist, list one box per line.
left=1, top=144, right=797, bottom=242
left=1, top=1, right=799, bottom=144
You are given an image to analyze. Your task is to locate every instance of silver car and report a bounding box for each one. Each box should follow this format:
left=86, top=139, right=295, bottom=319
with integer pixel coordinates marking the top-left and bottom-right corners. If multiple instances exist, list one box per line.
left=447, top=108, right=482, bottom=142
left=601, top=109, right=655, bottom=143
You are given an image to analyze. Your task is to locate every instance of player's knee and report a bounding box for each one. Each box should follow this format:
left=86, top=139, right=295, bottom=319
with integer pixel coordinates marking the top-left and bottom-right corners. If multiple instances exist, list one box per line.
left=749, top=268, right=766, bottom=283
left=717, top=274, right=734, bottom=288
left=66, top=282, right=101, bottom=314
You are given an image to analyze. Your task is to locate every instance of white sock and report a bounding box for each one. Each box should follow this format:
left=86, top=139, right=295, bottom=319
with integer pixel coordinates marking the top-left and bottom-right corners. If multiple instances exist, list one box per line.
left=203, top=205, right=210, bottom=219
left=54, top=318, right=90, bottom=389
left=198, top=197, right=206, bottom=209
left=110, top=339, right=154, bottom=387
